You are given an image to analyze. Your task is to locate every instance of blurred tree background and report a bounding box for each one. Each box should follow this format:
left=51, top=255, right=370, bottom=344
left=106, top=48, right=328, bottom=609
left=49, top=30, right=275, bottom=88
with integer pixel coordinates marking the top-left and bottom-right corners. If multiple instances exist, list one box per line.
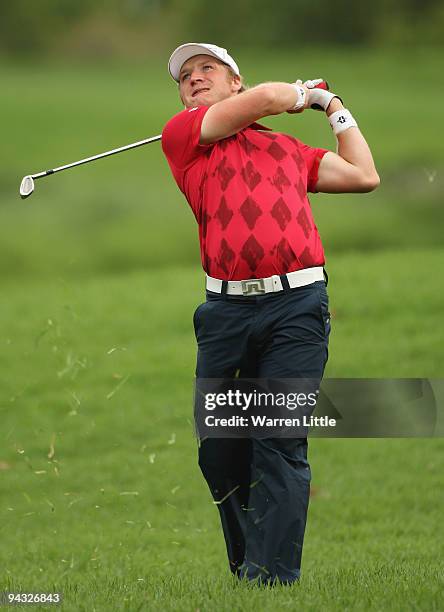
left=1, top=0, right=443, bottom=59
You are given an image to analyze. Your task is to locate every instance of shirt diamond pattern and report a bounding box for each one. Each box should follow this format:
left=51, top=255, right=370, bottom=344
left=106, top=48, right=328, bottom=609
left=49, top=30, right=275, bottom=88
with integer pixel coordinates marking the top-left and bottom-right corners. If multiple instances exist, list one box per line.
left=215, top=196, right=233, bottom=230
left=269, top=166, right=291, bottom=194
left=241, top=235, right=265, bottom=272
left=240, top=196, right=262, bottom=230
left=241, top=161, right=261, bottom=191
left=162, top=107, right=328, bottom=280
left=271, top=197, right=292, bottom=231
left=214, top=156, right=236, bottom=191
left=267, top=141, right=287, bottom=162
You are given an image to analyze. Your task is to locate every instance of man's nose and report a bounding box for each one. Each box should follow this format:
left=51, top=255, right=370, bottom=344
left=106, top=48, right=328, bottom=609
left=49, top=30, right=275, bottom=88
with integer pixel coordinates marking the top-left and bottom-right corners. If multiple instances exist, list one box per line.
left=190, top=71, right=204, bottom=85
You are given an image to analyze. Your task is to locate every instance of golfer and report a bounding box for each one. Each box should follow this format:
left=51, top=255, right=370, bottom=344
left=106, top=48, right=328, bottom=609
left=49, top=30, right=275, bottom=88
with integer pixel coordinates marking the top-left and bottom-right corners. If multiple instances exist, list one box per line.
left=162, top=43, right=379, bottom=585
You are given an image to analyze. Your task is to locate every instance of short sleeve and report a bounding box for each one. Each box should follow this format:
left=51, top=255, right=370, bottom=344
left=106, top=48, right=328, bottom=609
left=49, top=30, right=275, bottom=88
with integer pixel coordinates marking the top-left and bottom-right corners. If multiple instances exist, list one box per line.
left=161, top=106, right=213, bottom=171
left=297, top=142, right=329, bottom=193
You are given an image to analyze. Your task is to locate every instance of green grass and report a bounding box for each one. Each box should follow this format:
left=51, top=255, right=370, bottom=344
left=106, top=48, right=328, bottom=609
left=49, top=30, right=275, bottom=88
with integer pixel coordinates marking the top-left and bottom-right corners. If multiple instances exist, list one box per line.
left=1, top=252, right=443, bottom=610
left=1, top=48, right=443, bottom=609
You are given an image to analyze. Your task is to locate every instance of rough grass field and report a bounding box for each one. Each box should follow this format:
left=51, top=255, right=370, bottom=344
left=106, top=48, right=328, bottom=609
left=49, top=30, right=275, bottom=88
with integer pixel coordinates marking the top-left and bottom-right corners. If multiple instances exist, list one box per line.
left=1, top=254, right=443, bottom=610
left=1, top=48, right=443, bottom=610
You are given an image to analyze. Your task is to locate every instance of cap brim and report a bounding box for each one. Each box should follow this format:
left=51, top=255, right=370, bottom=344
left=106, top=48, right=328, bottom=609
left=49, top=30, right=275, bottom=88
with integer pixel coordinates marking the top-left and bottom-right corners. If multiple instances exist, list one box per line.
left=168, top=44, right=226, bottom=82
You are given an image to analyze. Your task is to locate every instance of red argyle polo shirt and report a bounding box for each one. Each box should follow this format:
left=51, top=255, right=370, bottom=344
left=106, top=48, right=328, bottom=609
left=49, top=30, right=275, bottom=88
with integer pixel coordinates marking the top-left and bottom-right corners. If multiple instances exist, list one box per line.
left=162, top=105, right=328, bottom=280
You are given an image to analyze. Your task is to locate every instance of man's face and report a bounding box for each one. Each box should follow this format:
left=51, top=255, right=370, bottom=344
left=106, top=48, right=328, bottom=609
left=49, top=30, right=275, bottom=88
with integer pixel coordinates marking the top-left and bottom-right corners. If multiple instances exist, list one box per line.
left=178, top=54, right=241, bottom=108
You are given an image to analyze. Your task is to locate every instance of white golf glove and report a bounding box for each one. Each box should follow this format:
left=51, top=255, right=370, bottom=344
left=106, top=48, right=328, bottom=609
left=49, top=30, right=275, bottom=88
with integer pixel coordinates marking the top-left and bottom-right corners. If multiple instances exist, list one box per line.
left=296, top=78, right=343, bottom=111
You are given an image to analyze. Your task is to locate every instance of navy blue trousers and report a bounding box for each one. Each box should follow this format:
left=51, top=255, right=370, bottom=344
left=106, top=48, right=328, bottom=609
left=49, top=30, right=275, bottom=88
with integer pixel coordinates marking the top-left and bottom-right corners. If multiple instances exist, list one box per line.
left=193, top=280, right=331, bottom=584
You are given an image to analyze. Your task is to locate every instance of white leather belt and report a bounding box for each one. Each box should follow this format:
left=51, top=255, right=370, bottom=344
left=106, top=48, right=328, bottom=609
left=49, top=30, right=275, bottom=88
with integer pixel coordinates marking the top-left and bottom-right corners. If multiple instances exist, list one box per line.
left=206, top=267, right=324, bottom=296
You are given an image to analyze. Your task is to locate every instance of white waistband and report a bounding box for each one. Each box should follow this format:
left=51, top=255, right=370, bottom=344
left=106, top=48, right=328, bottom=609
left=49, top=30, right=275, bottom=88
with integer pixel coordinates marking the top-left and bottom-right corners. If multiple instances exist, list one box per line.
left=206, top=267, right=324, bottom=296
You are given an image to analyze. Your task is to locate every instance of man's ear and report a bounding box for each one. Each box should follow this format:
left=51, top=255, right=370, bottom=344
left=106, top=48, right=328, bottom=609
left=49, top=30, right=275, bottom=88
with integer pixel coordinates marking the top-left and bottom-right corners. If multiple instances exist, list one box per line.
left=232, top=74, right=242, bottom=94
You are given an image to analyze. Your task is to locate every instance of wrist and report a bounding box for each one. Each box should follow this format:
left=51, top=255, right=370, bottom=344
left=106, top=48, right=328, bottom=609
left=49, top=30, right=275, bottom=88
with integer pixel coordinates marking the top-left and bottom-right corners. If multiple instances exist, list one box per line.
left=328, top=109, right=358, bottom=135
left=289, top=83, right=307, bottom=111
left=326, top=97, right=344, bottom=116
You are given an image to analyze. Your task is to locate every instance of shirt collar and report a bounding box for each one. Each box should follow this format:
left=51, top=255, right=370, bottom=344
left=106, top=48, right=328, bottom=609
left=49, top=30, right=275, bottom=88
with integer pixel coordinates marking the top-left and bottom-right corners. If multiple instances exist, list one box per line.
left=248, top=122, right=273, bottom=131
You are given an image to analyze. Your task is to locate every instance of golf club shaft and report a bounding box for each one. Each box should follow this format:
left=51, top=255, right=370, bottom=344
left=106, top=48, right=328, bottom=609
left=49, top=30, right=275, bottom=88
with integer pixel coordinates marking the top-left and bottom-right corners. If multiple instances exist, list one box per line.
left=28, top=80, right=329, bottom=181
left=31, top=134, right=162, bottom=180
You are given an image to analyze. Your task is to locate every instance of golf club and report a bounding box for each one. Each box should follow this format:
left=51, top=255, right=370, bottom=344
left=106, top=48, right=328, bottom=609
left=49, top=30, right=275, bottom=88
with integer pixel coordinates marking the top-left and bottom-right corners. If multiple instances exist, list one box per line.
left=19, top=80, right=330, bottom=199
left=19, top=134, right=162, bottom=199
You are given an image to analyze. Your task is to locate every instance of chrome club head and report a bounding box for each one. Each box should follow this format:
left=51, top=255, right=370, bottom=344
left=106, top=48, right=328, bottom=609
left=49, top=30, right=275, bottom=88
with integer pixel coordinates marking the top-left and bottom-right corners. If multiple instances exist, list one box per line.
left=20, top=175, right=35, bottom=199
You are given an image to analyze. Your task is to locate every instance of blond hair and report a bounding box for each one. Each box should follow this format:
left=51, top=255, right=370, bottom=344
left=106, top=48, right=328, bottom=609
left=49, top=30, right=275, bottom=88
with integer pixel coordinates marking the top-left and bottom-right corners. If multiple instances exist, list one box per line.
left=226, top=66, right=246, bottom=93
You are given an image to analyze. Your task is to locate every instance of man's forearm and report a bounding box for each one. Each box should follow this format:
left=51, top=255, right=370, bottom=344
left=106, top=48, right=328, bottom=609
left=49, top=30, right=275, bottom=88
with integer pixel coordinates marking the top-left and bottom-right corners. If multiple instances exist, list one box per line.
left=247, top=82, right=304, bottom=115
left=326, top=98, right=379, bottom=184
left=200, top=81, right=305, bottom=144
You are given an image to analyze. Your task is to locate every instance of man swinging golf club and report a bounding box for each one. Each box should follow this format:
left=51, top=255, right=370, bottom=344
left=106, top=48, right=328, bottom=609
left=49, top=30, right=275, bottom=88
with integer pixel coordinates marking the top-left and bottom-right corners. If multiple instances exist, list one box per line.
left=162, top=42, right=379, bottom=585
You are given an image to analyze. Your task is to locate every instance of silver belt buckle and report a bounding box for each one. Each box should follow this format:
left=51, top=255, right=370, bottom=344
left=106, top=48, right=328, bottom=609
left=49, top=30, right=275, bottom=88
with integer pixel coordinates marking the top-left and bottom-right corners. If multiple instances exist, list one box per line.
left=271, top=275, right=282, bottom=292
left=241, top=278, right=266, bottom=296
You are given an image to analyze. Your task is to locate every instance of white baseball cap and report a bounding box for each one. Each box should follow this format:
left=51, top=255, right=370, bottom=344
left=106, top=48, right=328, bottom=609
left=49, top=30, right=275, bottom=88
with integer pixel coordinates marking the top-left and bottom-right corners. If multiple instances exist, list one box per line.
left=168, top=43, right=240, bottom=82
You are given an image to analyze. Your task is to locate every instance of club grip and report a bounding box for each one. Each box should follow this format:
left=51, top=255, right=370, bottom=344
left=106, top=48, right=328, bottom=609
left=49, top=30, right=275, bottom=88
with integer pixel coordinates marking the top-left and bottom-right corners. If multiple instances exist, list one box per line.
left=310, top=79, right=330, bottom=110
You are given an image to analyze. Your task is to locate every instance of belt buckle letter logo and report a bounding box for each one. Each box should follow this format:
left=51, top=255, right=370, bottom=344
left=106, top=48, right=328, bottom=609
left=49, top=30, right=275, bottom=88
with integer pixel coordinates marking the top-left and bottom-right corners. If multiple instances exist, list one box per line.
left=241, top=279, right=266, bottom=295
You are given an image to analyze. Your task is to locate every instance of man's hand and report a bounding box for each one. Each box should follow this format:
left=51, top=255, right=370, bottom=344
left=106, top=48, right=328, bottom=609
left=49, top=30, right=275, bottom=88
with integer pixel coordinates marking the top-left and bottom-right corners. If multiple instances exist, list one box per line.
left=301, top=78, right=342, bottom=111
left=303, top=78, right=326, bottom=89
left=287, top=79, right=342, bottom=112
left=286, top=82, right=311, bottom=114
